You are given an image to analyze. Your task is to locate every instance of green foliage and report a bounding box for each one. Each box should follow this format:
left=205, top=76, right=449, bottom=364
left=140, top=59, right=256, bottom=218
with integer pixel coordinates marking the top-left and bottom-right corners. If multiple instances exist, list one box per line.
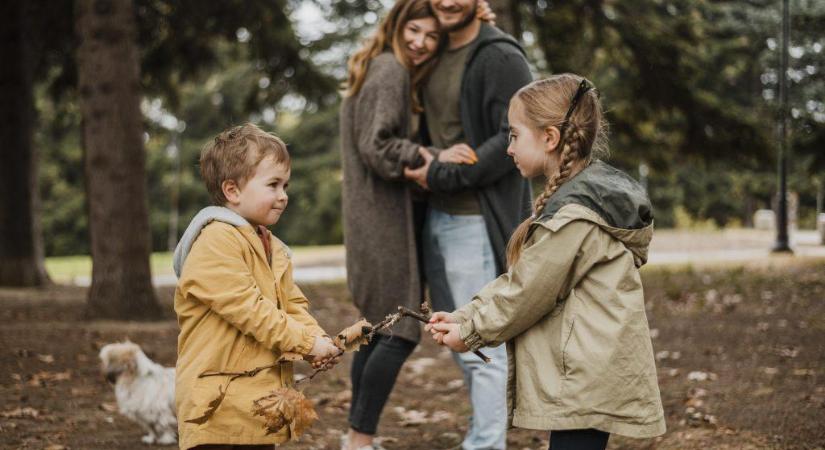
left=31, top=1, right=825, bottom=255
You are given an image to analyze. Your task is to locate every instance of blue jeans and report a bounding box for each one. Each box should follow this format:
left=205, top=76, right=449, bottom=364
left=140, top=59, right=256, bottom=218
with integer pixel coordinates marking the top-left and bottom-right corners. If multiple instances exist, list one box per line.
left=423, top=208, right=508, bottom=450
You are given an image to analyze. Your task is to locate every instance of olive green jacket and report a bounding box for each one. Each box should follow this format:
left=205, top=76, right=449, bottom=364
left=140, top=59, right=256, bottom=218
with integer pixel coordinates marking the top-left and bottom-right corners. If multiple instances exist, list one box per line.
left=454, top=161, right=666, bottom=438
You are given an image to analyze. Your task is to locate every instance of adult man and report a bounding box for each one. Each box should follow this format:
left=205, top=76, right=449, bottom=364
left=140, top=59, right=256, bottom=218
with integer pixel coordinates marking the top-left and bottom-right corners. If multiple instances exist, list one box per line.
left=404, top=1, right=532, bottom=448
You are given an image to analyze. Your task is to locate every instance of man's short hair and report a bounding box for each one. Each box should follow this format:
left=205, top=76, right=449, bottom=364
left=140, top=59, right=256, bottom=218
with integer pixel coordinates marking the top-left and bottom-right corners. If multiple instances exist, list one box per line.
left=200, top=123, right=290, bottom=205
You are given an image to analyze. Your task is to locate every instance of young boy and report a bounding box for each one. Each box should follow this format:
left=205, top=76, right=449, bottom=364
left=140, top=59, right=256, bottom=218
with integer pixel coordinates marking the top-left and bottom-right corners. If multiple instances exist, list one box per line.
left=172, top=123, right=340, bottom=450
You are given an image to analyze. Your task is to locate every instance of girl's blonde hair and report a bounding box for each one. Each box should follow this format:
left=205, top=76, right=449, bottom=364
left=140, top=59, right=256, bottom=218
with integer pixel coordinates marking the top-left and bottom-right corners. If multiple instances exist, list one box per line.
left=505, top=74, right=609, bottom=266
left=342, top=0, right=443, bottom=112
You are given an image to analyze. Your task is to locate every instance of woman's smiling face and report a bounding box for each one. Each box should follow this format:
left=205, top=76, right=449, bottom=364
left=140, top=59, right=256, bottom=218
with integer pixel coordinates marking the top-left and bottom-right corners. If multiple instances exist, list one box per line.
left=402, top=17, right=440, bottom=66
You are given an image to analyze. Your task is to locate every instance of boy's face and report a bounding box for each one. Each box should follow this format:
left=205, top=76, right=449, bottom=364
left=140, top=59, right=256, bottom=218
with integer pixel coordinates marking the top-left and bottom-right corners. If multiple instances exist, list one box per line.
left=224, top=154, right=290, bottom=227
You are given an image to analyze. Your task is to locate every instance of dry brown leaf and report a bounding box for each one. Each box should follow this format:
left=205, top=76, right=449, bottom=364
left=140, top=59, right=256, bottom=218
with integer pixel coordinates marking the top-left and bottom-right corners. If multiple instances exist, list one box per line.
left=333, top=319, right=372, bottom=352
left=1, top=407, right=40, bottom=419
left=185, top=384, right=227, bottom=425
left=252, top=387, right=317, bottom=437
left=27, top=370, right=71, bottom=386
left=99, top=402, right=118, bottom=413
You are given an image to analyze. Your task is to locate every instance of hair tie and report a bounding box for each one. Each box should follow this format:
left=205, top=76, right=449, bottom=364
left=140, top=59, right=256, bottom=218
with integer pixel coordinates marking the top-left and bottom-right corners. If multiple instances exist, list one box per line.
left=558, top=79, right=595, bottom=139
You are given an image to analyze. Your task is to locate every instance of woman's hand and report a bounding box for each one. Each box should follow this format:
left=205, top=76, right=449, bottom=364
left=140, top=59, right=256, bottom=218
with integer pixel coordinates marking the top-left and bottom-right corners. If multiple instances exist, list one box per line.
left=477, top=0, right=497, bottom=25
left=403, top=147, right=434, bottom=189
left=429, top=322, right=469, bottom=352
left=438, top=143, right=477, bottom=165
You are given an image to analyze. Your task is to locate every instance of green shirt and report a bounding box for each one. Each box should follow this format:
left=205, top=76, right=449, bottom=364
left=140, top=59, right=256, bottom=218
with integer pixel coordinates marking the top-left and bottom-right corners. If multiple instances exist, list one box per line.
left=423, top=41, right=480, bottom=215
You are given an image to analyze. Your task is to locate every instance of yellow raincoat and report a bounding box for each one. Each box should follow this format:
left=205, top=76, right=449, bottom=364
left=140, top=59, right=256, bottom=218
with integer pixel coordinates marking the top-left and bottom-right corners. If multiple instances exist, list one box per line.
left=174, top=221, right=325, bottom=449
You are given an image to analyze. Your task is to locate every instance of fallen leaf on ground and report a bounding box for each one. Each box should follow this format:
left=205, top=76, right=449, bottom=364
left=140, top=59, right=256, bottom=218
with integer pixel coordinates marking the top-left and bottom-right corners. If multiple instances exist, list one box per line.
left=99, top=402, right=118, bottom=413
left=393, top=406, right=429, bottom=426
left=687, top=371, right=718, bottom=382
left=1, top=407, right=41, bottom=419
left=37, top=354, right=55, bottom=364
left=28, top=370, right=72, bottom=386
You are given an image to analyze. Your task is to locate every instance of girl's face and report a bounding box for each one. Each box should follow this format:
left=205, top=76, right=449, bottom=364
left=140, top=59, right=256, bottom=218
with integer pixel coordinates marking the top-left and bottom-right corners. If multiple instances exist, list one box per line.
left=506, top=99, right=560, bottom=178
left=402, top=17, right=440, bottom=66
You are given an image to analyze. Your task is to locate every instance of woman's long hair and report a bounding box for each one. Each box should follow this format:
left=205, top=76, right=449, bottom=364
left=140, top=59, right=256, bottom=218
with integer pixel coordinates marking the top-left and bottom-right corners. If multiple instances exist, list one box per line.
left=342, top=0, right=443, bottom=112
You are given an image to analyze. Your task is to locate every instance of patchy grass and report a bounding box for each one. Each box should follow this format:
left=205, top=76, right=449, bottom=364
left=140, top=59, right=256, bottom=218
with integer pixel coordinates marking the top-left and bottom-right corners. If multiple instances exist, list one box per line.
left=1, top=259, right=823, bottom=449
left=44, top=245, right=346, bottom=283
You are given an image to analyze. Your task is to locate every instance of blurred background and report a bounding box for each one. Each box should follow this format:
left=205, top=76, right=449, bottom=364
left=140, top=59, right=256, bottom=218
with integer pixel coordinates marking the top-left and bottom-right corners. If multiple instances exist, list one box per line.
left=2, top=2, right=825, bottom=448
left=4, top=0, right=822, bottom=259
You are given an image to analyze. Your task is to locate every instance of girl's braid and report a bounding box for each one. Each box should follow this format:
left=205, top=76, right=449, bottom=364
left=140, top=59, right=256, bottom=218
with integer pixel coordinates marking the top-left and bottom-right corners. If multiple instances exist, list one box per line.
left=531, top=124, right=587, bottom=218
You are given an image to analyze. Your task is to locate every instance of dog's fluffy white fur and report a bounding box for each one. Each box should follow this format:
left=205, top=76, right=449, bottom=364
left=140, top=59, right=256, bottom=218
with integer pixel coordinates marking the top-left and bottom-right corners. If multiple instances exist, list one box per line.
left=99, top=341, right=177, bottom=445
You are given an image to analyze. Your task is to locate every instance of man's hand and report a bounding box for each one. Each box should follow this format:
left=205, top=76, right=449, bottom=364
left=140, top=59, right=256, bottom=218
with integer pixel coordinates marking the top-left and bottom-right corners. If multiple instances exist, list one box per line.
left=429, top=322, right=469, bottom=353
left=438, top=143, right=477, bottom=165
left=404, top=147, right=434, bottom=190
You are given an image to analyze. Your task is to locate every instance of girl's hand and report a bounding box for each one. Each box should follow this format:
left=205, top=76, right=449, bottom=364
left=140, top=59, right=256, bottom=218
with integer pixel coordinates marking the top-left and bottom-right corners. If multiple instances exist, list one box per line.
left=426, top=311, right=457, bottom=329
left=437, top=143, right=477, bottom=165
left=429, top=323, right=470, bottom=353
left=477, top=0, right=497, bottom=25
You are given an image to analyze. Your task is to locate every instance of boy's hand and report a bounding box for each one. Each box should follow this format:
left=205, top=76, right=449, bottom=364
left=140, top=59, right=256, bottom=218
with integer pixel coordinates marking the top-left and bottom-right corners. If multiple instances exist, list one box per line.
left=307, top=336, right=341, bottom=369
left=429, top=323, right=469, bottom=353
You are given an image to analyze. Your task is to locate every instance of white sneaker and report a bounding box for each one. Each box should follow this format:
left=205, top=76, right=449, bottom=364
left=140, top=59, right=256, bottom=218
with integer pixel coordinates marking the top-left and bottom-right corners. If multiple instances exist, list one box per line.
left=339, top=433, right=387, bottom=450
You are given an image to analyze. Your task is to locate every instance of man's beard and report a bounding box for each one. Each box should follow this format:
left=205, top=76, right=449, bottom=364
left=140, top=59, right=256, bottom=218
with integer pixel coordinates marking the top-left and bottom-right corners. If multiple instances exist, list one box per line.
left=441, top=0, right=478, bottom=33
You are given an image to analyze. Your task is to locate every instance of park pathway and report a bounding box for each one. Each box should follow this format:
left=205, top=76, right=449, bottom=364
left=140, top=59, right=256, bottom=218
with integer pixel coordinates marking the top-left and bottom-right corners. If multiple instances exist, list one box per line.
left=66, top=229, right=825, bottom=287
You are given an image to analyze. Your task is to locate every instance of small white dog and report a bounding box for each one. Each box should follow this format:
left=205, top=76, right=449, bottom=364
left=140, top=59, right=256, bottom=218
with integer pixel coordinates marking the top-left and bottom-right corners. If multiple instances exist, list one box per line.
left=99, top=341, right=177, bottom=445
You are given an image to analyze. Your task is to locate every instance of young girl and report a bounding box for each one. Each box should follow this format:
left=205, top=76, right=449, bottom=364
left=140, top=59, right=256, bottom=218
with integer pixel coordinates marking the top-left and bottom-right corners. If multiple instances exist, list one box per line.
left=427, top=74, right=666, bottom=450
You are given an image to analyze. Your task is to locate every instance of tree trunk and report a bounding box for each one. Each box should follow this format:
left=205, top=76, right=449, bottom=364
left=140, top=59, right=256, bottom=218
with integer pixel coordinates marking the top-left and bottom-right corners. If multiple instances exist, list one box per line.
left=488, top=0, right=521, bottom=38
left=0, top=0, right=51, bottom=287
left=76, top=0, right=160, bottom=319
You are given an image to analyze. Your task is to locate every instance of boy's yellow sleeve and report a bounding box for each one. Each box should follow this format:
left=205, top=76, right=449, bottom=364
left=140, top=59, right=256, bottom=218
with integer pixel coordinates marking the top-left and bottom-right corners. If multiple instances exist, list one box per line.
left=281, top=260, right=327, bottom=338
left=179, top=224, right=315, bottom=355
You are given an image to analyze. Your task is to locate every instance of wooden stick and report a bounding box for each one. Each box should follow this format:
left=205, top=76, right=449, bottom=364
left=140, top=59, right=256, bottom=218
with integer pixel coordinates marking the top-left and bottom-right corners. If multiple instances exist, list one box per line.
left=398, top=306, right=491, bottom=363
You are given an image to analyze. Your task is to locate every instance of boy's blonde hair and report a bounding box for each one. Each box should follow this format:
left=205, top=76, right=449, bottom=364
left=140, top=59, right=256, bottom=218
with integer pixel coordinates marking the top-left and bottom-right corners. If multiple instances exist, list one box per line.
left=200, top=123, right=290, bottom=205
left=506, top=74, right=608, bottom=266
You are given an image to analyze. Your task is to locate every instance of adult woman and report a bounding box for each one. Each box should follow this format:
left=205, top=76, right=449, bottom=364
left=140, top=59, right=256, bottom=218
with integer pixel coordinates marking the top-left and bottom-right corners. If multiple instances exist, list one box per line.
left=339, top=1, right=486, bottom=448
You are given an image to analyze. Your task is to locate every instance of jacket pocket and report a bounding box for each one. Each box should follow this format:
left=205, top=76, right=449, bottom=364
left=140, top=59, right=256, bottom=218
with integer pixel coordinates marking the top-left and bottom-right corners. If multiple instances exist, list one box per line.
left=561, top=317, right=576, bottom=378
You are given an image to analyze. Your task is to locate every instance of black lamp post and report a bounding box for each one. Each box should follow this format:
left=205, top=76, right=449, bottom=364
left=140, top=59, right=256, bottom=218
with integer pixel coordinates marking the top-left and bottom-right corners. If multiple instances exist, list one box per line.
left=773, top=0, right=792, bottom=253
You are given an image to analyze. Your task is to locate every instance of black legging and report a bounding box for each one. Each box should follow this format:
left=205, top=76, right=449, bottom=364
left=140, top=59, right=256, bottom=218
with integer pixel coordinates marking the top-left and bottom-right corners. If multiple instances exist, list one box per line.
left=549, top=428, right=610, bottom=450
left=348, top=334, right=417, bottom=435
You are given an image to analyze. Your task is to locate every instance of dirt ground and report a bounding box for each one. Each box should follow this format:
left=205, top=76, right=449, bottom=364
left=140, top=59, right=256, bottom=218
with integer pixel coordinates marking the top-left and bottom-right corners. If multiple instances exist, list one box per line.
left=1, top=258, right=824, bottom=450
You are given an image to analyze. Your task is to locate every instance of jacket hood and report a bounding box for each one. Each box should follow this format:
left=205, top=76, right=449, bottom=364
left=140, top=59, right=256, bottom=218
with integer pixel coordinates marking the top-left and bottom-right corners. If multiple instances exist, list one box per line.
left=172, top=206, right=250, bottom=277
left=465, top=23, right=526, bottom=69
left=536, top=160, right=654, bottom=266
